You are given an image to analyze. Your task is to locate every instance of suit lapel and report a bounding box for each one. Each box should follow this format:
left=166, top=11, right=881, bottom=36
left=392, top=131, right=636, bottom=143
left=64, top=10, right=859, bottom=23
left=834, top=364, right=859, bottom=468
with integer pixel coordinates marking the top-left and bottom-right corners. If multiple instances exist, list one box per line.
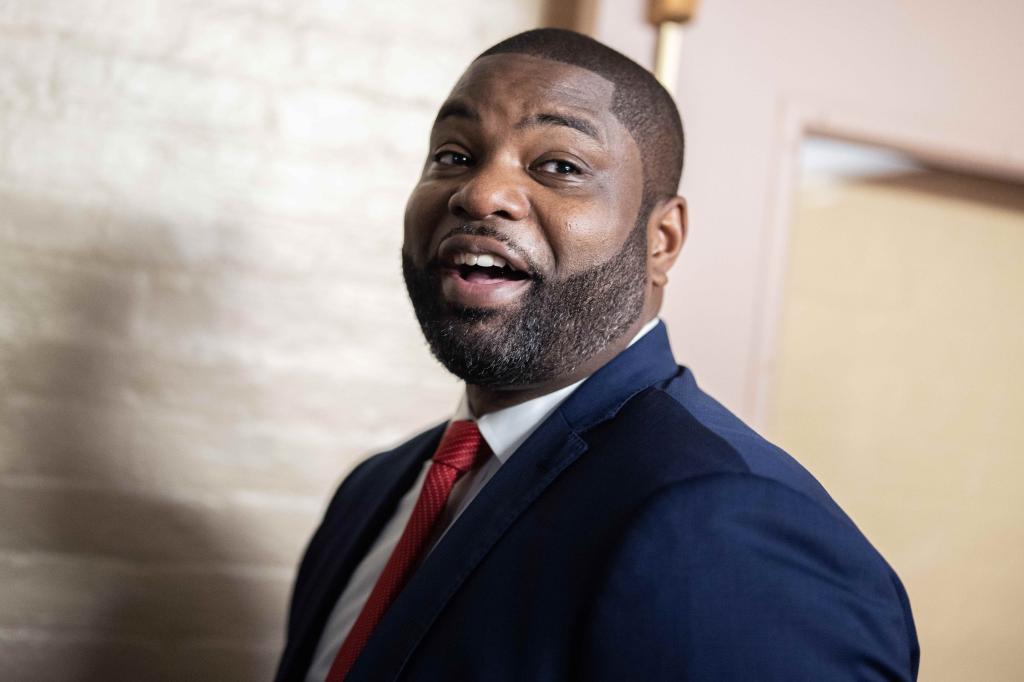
left=347, top=322, right=680, bottom=682
left=346, top=410, right=588, bottom=682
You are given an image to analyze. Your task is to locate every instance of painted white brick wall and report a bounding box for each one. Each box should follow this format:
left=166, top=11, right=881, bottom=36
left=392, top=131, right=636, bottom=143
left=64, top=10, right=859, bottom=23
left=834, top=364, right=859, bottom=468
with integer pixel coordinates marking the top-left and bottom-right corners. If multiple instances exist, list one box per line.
left=0, top=1, right=543, bottom=679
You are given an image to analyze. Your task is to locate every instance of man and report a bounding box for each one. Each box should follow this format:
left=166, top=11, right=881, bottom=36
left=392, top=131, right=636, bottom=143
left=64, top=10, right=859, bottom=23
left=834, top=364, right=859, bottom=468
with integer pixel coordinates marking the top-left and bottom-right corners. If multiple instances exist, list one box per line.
left=275, top=28, right=919, bottom=681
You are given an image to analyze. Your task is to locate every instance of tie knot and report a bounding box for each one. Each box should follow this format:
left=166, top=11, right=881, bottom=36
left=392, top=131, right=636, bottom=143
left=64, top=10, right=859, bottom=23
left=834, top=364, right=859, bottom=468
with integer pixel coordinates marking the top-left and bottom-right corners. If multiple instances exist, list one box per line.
left=432, top=420, right=486, bottom=473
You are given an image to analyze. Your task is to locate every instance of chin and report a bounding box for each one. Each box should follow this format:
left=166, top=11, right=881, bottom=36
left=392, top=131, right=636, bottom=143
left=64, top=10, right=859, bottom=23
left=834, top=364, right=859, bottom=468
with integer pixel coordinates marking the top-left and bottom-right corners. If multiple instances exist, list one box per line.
left=422, top=308, right=549, bottom=387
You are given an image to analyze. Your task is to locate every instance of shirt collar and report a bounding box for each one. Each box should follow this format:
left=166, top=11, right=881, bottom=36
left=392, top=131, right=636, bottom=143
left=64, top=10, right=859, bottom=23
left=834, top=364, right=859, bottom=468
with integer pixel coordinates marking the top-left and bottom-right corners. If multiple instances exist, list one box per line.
left=452, top=317, right=661, bottom=463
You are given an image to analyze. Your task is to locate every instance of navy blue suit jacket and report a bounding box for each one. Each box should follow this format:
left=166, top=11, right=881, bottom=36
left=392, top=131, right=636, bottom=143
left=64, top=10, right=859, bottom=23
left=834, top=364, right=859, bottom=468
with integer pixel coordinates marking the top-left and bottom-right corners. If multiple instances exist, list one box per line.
left=275, top=323, right=919, bottom=681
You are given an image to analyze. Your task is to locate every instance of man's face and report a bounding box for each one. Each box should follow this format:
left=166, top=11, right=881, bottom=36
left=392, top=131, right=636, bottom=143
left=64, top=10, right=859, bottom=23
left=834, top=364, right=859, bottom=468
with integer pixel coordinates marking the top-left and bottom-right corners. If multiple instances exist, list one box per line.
left=402, top=53, right=648, bottom=388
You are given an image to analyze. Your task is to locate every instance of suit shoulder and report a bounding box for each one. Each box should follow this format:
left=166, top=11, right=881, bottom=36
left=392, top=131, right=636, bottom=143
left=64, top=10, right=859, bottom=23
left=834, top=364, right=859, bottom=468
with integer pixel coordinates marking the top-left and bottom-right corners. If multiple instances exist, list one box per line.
left=322, top=421, right=446, bottom=514
left=352, top=421, right=446, bottom=475
left=584, top=473, right=920, bottom=680
left=601, top=371, right=847, bottom=521
left=294, top=421, right=445, bottom=587
left=630, top=473, right=889, bottom=576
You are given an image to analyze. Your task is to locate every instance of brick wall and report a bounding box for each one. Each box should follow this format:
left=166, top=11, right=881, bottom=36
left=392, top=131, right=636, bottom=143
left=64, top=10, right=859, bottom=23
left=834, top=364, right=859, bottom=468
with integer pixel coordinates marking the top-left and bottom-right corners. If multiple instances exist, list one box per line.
left=0, top=1, right=542, bottom=679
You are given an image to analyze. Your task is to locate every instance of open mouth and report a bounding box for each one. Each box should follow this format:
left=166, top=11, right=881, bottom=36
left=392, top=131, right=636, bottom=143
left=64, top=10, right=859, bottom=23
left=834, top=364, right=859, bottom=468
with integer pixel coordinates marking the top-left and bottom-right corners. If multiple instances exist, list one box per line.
left=432, top=232, right=537, bottom=308
left=451, top=252, right=530, bottom=283
left=436, top=241, right=534, bottom=308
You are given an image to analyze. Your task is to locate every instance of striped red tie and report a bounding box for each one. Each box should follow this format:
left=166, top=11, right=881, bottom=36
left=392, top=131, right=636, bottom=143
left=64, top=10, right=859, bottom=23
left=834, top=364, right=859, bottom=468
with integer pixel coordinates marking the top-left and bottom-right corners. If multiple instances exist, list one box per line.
left=325, top=420, right=487, bottom=681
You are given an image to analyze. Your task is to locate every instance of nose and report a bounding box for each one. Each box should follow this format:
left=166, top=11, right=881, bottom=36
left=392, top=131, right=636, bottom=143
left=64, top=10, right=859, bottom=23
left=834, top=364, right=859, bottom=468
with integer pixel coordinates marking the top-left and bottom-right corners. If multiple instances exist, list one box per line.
left=447, top=160, right=529, bottom=222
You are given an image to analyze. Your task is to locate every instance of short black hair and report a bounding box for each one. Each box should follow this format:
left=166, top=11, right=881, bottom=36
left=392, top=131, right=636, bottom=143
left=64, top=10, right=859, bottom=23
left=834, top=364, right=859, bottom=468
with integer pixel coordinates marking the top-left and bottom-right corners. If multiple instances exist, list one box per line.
left=478, top=28, right=685, bottom=213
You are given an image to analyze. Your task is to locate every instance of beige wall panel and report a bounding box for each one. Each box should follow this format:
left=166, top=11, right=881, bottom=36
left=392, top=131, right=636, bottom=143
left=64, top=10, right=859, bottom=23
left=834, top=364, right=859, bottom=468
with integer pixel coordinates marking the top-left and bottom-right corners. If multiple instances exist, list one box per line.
left=772, top=168, right=1024, bottom=680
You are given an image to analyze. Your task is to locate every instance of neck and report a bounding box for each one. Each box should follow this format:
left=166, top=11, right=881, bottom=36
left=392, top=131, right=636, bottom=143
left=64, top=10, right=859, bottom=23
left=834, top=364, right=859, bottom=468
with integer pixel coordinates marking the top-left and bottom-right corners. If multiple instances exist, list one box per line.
left=466, top=314, right=655, bottom=416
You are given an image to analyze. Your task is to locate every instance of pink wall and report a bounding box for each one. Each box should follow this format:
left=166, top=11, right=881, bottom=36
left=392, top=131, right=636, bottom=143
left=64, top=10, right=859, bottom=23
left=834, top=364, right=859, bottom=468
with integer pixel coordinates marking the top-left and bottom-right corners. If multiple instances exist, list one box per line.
left=591, top=0, right=1024, bottom=425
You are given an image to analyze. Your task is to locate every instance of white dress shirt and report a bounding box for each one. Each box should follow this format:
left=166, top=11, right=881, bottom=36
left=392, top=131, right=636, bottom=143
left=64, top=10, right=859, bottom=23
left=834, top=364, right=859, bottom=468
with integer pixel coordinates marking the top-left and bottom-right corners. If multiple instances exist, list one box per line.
left=304, top=318, right=660, bottom=682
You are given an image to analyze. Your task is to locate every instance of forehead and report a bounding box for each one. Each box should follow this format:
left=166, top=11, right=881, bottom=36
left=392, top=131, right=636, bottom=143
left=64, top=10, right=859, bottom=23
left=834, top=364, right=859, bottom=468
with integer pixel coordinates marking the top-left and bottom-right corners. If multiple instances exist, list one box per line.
left=439, top=53, right=619, bottom=137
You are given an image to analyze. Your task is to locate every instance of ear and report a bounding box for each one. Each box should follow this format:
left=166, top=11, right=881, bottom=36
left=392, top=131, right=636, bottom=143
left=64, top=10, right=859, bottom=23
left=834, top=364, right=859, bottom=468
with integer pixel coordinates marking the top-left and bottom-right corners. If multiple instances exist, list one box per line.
left=648, top=195, right=687, bottom=287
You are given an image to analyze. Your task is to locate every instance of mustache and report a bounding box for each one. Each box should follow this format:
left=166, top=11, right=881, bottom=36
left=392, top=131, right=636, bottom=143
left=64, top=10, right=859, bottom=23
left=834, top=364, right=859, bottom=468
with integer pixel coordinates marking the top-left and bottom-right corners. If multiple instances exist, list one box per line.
left=429, top=224, right=544, bottom=281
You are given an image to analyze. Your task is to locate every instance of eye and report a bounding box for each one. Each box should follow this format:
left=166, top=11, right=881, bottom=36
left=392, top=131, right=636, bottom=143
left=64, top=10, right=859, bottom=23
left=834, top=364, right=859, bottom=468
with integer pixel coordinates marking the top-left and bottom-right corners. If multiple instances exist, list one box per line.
left=434, top=150, right=473, bottom=166
left=536, top=159, right=581, bottom=175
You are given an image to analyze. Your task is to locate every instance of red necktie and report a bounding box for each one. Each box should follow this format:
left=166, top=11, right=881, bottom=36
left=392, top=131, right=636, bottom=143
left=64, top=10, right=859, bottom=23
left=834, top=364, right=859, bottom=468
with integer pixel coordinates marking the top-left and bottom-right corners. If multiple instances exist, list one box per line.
left=325, top=420, right=487, bottom=682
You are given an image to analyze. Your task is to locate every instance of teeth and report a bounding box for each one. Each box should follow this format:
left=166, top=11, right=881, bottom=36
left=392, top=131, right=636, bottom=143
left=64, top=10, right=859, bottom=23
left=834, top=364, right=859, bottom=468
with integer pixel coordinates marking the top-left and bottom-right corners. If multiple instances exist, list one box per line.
left=452, top=251, right=511, bottom=269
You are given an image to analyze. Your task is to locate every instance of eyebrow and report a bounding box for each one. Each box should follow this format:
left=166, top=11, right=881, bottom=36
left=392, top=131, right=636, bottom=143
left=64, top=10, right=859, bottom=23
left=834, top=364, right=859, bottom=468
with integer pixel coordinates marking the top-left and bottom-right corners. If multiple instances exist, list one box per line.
left=435, top=100, right=602, bottom=142
left=515, top=112, right=601, bottom=141
left=435, top=100, right=480, bottom=124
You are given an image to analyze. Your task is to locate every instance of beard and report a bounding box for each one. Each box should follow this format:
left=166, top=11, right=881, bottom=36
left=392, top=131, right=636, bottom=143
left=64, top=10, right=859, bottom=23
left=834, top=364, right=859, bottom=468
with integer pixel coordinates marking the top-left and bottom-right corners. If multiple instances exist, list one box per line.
left=402, top=219, right=647, bottom=388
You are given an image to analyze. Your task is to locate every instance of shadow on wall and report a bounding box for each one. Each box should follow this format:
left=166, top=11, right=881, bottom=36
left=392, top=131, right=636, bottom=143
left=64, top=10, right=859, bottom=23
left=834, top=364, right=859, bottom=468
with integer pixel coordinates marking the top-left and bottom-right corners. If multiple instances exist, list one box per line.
left=2, top=196, right=285, bottom=681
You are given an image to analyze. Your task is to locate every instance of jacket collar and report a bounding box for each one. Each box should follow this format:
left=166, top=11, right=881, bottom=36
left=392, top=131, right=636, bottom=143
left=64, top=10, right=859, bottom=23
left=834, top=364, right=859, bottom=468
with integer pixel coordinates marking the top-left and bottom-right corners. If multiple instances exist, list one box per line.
left=343, top=321, right=680, bottom=681
left=456, top=316, right=663, bottom=464
left=559, top=319, right=679, bottom=432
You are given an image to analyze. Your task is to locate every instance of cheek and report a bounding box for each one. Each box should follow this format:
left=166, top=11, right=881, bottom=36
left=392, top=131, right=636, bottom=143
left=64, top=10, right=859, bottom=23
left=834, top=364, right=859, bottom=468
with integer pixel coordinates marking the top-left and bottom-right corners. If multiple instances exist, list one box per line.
left=403, top=182, right=451, bottom=251
left=540, top=196, right=632, bottom=271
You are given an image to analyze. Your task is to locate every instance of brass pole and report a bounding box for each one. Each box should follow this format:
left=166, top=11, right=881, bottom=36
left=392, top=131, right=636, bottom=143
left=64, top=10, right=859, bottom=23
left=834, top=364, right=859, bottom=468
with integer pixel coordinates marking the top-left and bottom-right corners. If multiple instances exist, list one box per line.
left=649, top=0, right=700, bottom=94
